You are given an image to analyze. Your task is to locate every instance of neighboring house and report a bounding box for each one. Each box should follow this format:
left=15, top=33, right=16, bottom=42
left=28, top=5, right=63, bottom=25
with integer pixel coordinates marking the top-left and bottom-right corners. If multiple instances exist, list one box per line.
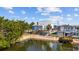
left=32, top=25, right=43, bottom=30
left=32, top=22, right=54, bottom=36
left=32, top=22, right=43, bottom=30
left=54, top=25, right=79, bottom=38
left=32, top=22, right=53, bottom=31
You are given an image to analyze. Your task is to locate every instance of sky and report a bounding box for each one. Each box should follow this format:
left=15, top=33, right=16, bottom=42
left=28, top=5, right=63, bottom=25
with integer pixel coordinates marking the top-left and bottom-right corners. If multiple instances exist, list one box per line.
left=0, top=7, right=79, bottom=25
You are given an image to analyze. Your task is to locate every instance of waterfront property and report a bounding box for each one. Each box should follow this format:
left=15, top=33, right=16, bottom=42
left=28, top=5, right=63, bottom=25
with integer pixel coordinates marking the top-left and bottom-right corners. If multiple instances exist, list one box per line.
left=32, top=22, right=43, bottom=30
left=32, top=25, right=43, bottom=30
left=32, top=21, right=54, bottom=31
left=54, top=25, right=79, bottom=38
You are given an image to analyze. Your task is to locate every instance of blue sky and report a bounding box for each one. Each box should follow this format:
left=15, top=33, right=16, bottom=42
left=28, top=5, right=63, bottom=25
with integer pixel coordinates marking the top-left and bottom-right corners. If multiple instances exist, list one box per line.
left=0, top=7, right=79, bottom=25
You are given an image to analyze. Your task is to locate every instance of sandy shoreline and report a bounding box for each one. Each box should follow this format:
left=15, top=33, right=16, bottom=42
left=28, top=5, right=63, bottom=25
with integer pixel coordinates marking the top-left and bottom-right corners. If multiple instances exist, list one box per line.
left=18, top=33, right=79, bottom=44
left=18, top=33, right=59, bottom=42
left=72, top=39, right=79, bottom=44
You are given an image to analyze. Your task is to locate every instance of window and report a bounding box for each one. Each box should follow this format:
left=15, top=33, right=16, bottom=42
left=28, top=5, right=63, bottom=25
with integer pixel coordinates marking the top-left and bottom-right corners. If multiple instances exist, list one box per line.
left=74, top=33, right=76, bottom=35
left=71, top=27, right=73, bottom=30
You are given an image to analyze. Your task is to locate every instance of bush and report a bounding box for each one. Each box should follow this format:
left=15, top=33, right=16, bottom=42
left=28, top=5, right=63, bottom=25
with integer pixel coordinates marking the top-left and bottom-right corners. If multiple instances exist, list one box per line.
left=0, top=16, right=33, bottom=49
left=59, top=37, right=73, bottom=43
left=0, top=39, right=10, bottom=49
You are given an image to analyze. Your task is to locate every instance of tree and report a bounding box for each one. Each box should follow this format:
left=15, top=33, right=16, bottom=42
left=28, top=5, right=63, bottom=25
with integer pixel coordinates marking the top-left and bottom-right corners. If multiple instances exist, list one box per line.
left=46, top=24, right=52, bottom=31
left=0, top=16, right=31, bottom=49
left=29, top=22, right=35, bottom=29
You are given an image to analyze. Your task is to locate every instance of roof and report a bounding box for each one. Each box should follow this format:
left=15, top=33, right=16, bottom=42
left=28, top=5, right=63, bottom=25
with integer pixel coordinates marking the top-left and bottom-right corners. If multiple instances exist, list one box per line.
left=32, top=25, right=43, bottom=26
left=59, top=25, right=79, bottom=28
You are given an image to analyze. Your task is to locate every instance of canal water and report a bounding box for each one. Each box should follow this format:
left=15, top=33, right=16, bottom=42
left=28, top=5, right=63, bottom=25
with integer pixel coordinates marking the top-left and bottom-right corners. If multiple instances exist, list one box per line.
left=3, top=40, right=79, bottom=51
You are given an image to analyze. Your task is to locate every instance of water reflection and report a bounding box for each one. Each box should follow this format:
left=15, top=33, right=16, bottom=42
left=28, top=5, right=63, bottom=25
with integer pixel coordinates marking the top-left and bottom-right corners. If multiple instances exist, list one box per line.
left=4, top=40, right=79, bottom=51
left=25, top=40, right=52, bottom=51
left=58, top=43, right=73, bottom=51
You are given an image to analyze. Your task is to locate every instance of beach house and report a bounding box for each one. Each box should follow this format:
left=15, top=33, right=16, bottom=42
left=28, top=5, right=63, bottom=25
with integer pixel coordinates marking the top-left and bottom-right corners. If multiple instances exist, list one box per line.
left=54, top=25, right=79, bottom=38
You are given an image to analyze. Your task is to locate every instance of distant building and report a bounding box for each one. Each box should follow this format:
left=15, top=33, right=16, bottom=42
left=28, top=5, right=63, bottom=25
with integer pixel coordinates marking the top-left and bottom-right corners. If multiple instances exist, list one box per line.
left=32, top=22, right=54, bottom=33
left=32, top=25, right=43, bottom=30
left=39, top=20, right=54, bottom=30
left=54, top=25, right=79, bottom=38
left=32, top=22, right=43, bottom=30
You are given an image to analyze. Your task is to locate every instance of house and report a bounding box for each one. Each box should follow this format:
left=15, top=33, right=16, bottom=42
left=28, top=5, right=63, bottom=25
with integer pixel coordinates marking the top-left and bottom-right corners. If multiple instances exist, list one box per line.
left=54, top=25, right=79, bottom=38
left=32, top=22, right=43, bottom=30
left=32, top=21, right=53, bottom=31
left=32, top=25, right=43, bottom=30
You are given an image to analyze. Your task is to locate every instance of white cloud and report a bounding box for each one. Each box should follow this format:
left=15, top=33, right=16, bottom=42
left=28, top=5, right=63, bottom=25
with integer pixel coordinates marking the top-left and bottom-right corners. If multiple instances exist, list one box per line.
left=74, top=8, right=79, bottom=11
left=24, top=17, right=28, bottom=19
left=67, top=14, right=71, bottom=17
left=3, top=7, right=13, bottom=10
left=9, top=10, right=14, bottom=14
left=21, top=10, right=26, bottom=15
left=41, top=12, right=49, bottom=16
left=3, top=7, right=14, bottom=14
left=48, top=16, right=63, bottom=22
left=67, top=17, right=72, bottom=21
left=74, top=14, right=79, bottom=16
left=39, top=20, right=53, bottom=26
left=12, top=16, right=20, bottom=19
left=37, top=7, right=62, bottom=16
left=39, top=15, right=64, bottom=25
left=48, top=16, right=64, bottom=25
left=32, top=17, right=35, bottom=19
left=37, top=7, right=62, bottom=13
left=45, top=7, right=62, bottom=13
left=39, top=16, right=64, bottom=26
left=37, top=7, right=43, bottom=12
left=59, top=21, right=65, bottom=25
left=39, top=19, right=44, bottom=21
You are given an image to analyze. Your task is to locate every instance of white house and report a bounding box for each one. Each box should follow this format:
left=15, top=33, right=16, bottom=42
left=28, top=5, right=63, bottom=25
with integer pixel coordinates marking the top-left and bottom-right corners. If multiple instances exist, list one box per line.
left=39, top=20, right=54, bottom=30
left=32, top=22, right=43, bottom=30
left=32, top=21, right=54, bottom=31
left=54, top=25, right=79, bottom=38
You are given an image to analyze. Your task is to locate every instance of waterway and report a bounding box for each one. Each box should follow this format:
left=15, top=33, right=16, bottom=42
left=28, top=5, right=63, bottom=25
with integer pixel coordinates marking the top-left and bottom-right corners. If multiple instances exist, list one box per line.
left=3, top=39, right=79, bottom=51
